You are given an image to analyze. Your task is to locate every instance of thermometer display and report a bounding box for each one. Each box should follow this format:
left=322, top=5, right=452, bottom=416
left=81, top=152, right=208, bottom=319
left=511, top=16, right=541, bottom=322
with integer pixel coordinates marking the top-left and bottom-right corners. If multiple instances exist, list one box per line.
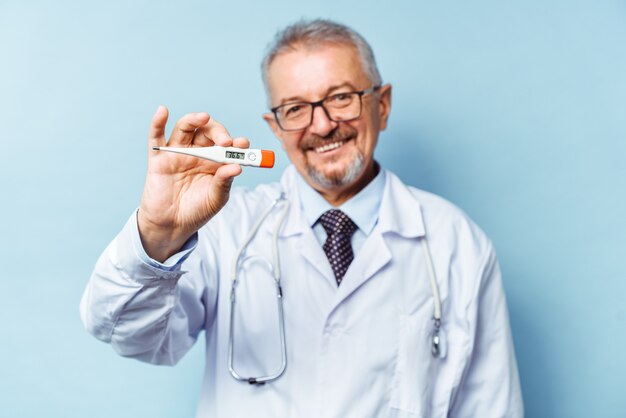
left=225, top=151, right=245, bottom=160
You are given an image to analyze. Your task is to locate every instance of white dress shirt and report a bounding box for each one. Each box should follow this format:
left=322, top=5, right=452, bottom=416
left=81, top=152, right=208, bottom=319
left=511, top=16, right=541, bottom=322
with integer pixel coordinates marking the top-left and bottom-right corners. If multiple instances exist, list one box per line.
left=295, top=167, right=385, bottom=252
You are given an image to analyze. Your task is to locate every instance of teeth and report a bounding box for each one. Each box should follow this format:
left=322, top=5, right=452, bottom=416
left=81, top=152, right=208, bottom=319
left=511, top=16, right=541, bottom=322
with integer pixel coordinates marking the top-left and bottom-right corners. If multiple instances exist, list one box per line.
left=315, top=141, right=343, bottom=153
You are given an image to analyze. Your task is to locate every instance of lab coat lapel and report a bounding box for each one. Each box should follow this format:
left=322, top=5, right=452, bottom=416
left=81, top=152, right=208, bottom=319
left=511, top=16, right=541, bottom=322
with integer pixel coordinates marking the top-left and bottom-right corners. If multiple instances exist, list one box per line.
left=275, top=166, right=427, bottom=298
left=334, top=228, right=391, bottom=302
left=297, top=227, right=336, bottom=284
left=276, top=167, right=336, bottom=283
left=331, top=170, right=426, bottom=309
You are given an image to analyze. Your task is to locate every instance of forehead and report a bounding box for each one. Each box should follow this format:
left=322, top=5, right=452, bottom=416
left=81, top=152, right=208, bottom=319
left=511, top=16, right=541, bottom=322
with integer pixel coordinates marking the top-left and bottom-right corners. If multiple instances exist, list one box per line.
left=266, top=43, right=369, bottom=105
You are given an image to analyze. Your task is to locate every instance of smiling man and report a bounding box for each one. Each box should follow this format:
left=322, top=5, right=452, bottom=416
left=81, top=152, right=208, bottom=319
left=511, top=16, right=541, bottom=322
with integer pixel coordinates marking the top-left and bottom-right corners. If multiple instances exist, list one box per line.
left=262, top=41, right=389, bottom=206
left=81, top=19, right=523, bottom=417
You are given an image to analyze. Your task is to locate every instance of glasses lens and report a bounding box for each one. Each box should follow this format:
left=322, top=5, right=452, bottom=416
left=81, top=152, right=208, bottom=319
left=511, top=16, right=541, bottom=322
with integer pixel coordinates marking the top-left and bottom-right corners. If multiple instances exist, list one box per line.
left=276, top=103, right=312, bottom=131
left=325, top=92, right=361, bottom=122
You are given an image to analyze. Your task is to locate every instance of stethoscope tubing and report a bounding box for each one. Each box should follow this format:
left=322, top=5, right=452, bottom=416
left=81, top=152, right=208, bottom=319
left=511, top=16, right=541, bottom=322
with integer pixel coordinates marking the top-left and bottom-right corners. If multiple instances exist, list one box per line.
left=227, top=192, right=443, bottom=384
left=228, top=194, right=289, bottom=385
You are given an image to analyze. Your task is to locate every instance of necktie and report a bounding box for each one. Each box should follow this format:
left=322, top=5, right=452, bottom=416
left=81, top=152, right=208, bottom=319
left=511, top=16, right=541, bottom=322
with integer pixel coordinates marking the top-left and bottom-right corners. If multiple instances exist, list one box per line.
left=318, top=209, right=358, bottom=286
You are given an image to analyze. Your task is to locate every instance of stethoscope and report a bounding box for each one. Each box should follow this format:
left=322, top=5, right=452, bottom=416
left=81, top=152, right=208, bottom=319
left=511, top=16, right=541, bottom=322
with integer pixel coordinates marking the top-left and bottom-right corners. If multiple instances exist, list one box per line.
left=228, top=193, right=442, bottom=385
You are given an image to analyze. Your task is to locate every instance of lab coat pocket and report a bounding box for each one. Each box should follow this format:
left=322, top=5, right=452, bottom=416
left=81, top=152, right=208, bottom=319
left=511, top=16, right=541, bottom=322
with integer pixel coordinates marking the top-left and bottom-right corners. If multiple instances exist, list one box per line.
left=389, top=314, right=440, bottom=417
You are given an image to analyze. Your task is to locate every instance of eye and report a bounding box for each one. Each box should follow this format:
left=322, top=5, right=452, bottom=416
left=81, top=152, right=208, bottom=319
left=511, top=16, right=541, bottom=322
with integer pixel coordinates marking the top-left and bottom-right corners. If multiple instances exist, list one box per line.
left=326, top=92, right=354, bottom=107
left=282, top=104, right=305, bottom=118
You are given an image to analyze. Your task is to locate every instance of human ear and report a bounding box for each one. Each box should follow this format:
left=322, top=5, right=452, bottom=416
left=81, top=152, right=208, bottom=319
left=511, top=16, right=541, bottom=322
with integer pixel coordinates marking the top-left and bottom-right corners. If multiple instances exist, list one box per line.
left=377, top=84, right=392, bottom=131
left=262, top=113, right=287, bottom=148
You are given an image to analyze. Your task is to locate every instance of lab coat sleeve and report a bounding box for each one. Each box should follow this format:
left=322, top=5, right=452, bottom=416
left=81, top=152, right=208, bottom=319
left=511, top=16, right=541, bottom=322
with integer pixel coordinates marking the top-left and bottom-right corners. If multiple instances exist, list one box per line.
left=451, top=244, right=524, bottom=418
left=80, top=211, right=216, bottom=366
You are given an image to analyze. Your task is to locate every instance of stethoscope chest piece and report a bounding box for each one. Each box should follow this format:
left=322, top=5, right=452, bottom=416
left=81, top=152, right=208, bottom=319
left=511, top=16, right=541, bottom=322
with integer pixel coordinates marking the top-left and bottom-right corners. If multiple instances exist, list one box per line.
left=431, top=318, right=441, bottom=357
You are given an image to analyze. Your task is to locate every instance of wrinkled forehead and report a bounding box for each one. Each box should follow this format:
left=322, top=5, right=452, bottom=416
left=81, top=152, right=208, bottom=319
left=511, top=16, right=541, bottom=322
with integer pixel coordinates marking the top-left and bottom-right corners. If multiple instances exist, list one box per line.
left=265, top=43, right=369, bottom=106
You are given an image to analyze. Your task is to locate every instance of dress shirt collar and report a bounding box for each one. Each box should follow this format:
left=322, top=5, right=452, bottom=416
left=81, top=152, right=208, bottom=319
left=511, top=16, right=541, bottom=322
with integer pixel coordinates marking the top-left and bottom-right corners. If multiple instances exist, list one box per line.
left=294, top=165, right=386, bottom=236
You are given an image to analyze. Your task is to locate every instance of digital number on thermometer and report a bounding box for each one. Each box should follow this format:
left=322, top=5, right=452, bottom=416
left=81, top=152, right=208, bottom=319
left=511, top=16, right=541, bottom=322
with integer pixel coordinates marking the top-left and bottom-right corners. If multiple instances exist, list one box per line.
left=225, top=151, right=245, bottom=160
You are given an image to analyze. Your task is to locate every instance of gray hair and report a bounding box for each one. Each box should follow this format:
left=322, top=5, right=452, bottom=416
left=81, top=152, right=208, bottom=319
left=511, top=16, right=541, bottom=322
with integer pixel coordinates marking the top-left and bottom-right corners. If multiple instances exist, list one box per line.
left=261, top=19, right=382, bottom=96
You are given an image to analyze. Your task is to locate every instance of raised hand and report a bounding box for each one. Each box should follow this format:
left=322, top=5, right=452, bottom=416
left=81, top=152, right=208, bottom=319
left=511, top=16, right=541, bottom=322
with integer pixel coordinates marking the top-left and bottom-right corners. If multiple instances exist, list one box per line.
left=137, top=106, right=249, bottom=262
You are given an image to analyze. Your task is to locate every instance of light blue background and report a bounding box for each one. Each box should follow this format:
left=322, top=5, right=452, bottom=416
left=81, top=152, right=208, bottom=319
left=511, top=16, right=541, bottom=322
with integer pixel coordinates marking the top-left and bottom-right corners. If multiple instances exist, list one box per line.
left=1, top=1, right=624, bottom=417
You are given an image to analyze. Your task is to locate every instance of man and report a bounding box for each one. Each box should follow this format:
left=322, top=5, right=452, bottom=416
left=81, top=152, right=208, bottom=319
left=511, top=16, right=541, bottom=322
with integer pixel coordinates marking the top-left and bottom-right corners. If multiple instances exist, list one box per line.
left=81, top=19, right=523, bottom=417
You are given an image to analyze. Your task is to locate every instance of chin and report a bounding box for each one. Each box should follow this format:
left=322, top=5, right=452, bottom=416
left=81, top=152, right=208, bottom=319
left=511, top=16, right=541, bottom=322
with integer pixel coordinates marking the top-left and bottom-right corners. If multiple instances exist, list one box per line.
left=307, top=152, right=365, bottom=189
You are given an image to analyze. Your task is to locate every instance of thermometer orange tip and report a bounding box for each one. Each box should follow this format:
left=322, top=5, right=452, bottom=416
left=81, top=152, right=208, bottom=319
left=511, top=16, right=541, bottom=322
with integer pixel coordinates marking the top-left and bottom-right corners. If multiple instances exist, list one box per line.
left=260, top=150, right=275, bottom=168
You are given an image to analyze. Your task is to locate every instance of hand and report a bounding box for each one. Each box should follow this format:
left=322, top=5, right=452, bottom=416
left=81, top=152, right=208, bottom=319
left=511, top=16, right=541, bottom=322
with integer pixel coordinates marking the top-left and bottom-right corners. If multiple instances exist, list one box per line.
left=137, top=106, right=248, bottom=262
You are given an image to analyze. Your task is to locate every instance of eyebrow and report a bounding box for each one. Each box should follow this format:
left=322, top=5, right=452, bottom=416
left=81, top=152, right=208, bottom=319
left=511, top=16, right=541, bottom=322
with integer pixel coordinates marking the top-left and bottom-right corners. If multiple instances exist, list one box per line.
left=278, top=82, right=358, bottom=105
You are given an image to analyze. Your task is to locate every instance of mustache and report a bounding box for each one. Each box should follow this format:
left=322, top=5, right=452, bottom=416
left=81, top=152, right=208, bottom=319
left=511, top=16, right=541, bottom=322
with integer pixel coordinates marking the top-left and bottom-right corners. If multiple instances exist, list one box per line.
left=299, top=125, right=358, bottom=151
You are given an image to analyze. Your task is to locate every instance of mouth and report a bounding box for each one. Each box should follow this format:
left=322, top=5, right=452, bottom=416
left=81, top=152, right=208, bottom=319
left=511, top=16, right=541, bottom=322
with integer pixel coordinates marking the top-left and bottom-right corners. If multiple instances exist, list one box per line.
left=314, top=140, right=346, bottom=153
left=302, top=126, right=358, bottom=155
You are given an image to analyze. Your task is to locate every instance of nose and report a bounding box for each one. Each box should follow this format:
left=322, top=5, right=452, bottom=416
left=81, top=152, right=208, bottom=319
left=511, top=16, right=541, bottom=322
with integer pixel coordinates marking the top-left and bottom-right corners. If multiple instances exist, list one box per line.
left=308, top=104, right=338, bottom=137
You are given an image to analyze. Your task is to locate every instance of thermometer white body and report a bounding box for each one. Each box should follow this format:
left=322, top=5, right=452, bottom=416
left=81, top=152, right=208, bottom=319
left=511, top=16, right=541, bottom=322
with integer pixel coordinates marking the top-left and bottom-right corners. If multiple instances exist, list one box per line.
left=152, top=146, right=274, bottom=168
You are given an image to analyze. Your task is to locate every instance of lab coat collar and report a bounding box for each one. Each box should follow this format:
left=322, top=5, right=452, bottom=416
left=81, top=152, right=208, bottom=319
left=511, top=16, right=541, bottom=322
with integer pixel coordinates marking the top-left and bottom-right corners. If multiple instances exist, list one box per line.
left=278, top=166, right=309, bottom=238
left=275, top=165, right=427, bottom=298
left=376, top=170, right=426, bottom=238
left=331, top=170, right=426, bottom=307
left=277, top=165, right=426, bottom=239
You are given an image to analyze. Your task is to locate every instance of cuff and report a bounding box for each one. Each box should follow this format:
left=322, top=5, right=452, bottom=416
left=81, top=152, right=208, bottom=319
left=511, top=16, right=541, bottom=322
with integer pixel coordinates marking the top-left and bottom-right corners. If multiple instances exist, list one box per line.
left=129, top=209, right=198, bottom=272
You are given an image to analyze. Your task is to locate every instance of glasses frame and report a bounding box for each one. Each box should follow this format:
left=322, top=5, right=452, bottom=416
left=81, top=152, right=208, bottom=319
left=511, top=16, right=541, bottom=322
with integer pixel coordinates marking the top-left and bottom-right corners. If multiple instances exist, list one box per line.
left=270, top=85, right=381, bottom=132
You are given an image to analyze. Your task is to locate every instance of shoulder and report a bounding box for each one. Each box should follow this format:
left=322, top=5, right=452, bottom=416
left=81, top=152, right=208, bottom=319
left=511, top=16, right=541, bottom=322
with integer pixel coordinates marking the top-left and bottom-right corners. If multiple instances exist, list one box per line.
left=384, top=169, right=493, bottom=257
left=385, top=170, right=500, bottom=313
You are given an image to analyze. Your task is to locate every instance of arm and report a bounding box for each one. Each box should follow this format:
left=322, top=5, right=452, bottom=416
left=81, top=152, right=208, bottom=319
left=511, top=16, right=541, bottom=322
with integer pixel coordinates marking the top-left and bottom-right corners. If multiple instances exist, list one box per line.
left=79, top=213, right=213, bottom=365
left=80, top=106, right=245, bottom=364
left=451, top=245, right=524, bottom=417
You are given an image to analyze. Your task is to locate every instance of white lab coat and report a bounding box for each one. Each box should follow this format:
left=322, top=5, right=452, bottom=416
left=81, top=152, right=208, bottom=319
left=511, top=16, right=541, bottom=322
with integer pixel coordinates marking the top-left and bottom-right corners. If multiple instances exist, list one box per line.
left=81, top=165, right=523, bottom=418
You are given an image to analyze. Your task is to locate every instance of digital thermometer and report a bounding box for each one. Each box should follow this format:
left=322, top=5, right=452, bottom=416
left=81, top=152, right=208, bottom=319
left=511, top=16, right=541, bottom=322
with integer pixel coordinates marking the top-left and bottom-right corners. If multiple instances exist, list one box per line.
left=152, top=146, right=275, bottom=168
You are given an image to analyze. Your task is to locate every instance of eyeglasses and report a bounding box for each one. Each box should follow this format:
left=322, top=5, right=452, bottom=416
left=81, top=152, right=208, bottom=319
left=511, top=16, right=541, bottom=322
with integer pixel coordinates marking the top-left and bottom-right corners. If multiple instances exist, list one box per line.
left=270, top=86, right=381, bottom=131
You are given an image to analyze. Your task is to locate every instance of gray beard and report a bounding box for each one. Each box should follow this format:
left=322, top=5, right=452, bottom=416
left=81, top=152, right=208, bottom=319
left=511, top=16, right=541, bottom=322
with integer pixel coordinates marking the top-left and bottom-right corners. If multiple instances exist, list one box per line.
left=306, top=151, right=365, bottom=189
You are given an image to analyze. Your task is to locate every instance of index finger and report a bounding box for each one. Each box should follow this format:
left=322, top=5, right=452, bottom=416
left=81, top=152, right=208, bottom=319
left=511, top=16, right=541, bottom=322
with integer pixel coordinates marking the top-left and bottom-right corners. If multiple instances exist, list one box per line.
left=198, top=118, right=234, bottom=147
left=148, top=105, right=169, bottom=148
left=168, top=112, right=211, bottom=146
